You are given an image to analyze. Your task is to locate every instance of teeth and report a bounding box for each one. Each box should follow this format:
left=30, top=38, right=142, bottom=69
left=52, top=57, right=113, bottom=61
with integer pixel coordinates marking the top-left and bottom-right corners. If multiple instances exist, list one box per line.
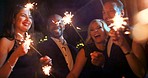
left=23, top=23, right=30, bottom=26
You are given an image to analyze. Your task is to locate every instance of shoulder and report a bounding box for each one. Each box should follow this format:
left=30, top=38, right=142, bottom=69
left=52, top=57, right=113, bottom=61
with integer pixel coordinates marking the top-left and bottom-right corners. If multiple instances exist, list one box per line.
left=0, top=37, right=14, bottom=45
left=0, top=37, right=14, bottom=53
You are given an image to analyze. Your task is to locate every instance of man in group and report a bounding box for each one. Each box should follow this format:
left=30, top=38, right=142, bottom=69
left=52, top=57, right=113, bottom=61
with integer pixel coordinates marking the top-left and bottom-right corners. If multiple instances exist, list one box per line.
left=38, top=14, right=77, bottom=78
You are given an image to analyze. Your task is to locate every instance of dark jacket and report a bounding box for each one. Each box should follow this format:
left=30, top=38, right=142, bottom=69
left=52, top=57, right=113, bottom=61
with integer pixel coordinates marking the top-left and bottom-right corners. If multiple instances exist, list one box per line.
left=37, top=37, right=77, bottom=78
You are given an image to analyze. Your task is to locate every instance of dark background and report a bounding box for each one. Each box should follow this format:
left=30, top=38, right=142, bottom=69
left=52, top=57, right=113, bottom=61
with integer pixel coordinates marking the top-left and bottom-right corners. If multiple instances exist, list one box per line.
left=0, top=0, right=139, bottom=46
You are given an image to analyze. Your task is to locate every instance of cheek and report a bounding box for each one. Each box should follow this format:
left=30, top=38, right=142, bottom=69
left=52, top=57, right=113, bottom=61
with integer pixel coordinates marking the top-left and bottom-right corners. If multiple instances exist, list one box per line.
left=90, top=32, right=94, bottom=37
left=29, top=19, right=33, bottom=24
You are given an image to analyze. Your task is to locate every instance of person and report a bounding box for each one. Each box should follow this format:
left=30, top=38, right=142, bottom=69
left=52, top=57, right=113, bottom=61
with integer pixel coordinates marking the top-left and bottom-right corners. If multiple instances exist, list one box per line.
left=67, top=19, right=110, bottom=78
left=0, top=3, right=51, bottom=78
left=91, top=0, right=144, bottom=78
left=108, top=1, right=148, bottom=77
left=37, top=14, right=77, bottom=78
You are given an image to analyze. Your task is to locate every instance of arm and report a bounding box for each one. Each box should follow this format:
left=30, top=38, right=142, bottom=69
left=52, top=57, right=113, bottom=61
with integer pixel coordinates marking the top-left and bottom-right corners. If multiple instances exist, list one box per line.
left=124, top=41, right=146, bottom=78
left=0, top=38, right=28, bottom=78
left=109, top=29, right=146, bottom=78
left=67, top=48, right=87, bottom=78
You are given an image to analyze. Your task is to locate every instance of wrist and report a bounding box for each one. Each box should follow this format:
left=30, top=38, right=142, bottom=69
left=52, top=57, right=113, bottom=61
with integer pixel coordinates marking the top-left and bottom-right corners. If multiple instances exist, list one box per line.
left=124, top=50, right=132, bottom=56
left=7, top=60, right=14, bottom=71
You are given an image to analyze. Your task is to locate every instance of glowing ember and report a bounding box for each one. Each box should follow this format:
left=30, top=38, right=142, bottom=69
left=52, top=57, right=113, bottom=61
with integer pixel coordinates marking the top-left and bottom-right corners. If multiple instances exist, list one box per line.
left=42, top=65, right=52, bottom=76
left=24, top=3, right=36, bottom=10
left=124, top=31, right=130, bottom=34
left=76, top=27, right=81, bottom=30
left=62, top=11, right=74, bottom=25
left=109, top=13, right=128, bottom=31
left=18, top=32, right=33, bottom=49
left=24, top=33, right=33, bottom=49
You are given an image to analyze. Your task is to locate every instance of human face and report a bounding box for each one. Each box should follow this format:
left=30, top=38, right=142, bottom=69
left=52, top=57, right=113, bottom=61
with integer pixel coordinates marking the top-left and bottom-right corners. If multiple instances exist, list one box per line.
left=14, top=8, right=32, bottom=33
left=90, top=22, right=106, bottom=44
left=102, top=2, right=121, bottom=26
left=49, top=15, right=64, bottom=38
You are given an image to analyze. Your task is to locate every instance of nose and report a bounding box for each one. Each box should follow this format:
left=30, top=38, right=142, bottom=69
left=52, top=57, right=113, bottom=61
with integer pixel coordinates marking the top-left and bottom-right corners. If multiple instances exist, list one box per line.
left=95, top=29, right=98, bottom=32
left=25, top=15, right=32, bottom=22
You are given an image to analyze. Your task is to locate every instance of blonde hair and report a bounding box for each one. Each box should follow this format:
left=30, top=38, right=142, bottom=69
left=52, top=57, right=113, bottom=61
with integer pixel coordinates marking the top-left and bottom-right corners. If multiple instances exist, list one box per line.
left=85, top=19, right=110, bottom=44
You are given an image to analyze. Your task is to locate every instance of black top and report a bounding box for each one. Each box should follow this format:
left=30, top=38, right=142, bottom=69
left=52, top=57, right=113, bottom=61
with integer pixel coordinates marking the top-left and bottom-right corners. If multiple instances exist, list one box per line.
left=79, top=44, right=104, bottom=78
left=103, top=36, right=138, bottom=78
left=6, top=39, right=42, bottom=78
left=83, top=36, right=138, bottom=78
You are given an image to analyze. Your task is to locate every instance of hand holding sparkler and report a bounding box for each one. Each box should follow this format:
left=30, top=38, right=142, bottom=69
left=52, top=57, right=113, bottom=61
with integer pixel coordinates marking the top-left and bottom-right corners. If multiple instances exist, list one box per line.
left=90, top=51, right=105, bottom=66
left=18, top=32, right=53, bottom=76
left=108, top=12, right=131, bottom=49
left=109, top=28, right=131, bottom=52
left=40, top=56, right=53, bottom=76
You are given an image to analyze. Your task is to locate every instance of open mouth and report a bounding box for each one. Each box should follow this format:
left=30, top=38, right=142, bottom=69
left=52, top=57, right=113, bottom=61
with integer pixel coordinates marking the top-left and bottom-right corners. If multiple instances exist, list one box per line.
left=94, top=34, right=101, bottom=38
left=22, top=21, right=31, bottom=27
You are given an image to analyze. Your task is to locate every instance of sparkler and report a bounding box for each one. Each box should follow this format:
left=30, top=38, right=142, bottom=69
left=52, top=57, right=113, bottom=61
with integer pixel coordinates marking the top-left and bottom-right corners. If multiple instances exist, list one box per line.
left=99, top=0, right=130, bottom=34
left=108, top=13, right=128, bottom=31
left=62, top=11, right=85, bottom=43
left=17, top=32, right=43, bottom=56
left=24, top=2, right=37, bottom=10
left=62, top=11, right=74, bottom=25
left=18, top=32, right=53, bottom=76
left=42, top=65, right=52, bottom=76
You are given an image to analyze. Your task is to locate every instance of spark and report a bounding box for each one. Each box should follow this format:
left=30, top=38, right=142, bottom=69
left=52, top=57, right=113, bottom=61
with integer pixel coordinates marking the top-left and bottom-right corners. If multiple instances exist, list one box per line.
left=42, top=65, right=52, bottom=76
left=17, top=32, right=32, bottom=49
left=62, top=11, right=74, bottom=25
left=23, top=33, right=33, bottom=49
left=109, top=13, right=128, bottom=31
left=76, top=27, right=81, bottom=30
left=24, top=2, right=37, bottom=10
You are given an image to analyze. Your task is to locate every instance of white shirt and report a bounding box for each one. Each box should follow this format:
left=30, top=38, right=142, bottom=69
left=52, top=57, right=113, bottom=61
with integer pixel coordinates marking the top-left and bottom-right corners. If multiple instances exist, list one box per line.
left=51, top=37, right=74, bottom=71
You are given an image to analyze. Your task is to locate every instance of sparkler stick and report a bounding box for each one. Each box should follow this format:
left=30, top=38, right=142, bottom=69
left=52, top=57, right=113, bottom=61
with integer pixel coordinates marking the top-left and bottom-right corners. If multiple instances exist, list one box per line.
left=70, top=23, right=85, bottom=44
left=30, top=45, right=43, bottom=56
left=62, top=11, right=85, bottom=44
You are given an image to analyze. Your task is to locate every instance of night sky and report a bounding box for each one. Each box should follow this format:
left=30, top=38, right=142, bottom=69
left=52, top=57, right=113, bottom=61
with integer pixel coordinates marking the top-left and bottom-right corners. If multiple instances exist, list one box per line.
left=0, top=0, right=108, bottom=46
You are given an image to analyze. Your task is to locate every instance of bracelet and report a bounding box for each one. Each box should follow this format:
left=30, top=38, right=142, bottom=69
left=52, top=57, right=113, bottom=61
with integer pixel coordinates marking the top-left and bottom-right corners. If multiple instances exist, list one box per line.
left=124, top=50, right=132, bottom=55
left=7, top=61, right=14, bottom=71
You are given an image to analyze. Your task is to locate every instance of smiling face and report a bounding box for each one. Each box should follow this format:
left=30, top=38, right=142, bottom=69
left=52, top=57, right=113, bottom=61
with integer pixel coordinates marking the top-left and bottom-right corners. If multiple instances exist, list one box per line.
left=14, top=8, right=32, bottom=33
left=102, top=1, right=124, bottom=26
left=90, top=21, right=106, bottom=44
left=48, top=14, right=65, bottom=38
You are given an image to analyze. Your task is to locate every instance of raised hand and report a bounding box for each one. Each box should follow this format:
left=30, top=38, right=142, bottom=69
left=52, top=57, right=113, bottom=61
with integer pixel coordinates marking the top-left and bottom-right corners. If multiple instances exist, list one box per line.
left=14, top=43, right=29, bottom=57
left=90, top=51, right=105, bottom=66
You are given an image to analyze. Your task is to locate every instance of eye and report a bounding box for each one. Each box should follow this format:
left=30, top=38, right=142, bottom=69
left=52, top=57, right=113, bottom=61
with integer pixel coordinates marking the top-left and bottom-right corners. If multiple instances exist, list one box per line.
left=90, top=26, right=102, bottom=31
left=29, top=15, right=33, bottom=19
left=20, top=14, right=26, bottom=17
